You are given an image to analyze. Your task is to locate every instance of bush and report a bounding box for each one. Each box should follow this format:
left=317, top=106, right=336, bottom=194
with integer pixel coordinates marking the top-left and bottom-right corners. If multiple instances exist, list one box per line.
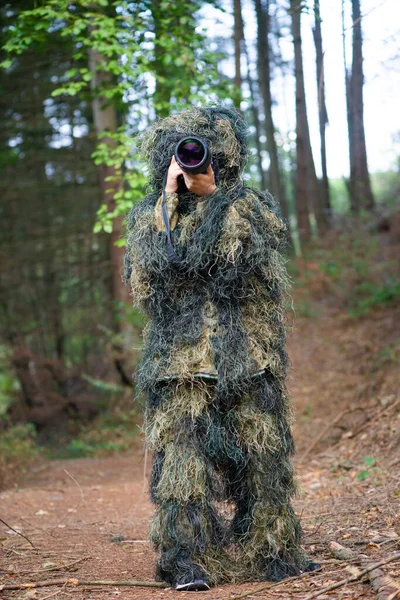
left=0, top=423, right=40, bottom=489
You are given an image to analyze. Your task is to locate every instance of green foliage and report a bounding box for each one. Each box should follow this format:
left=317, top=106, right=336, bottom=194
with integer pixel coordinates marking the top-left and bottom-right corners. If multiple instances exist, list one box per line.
left=0, top=346, right=20, bottom=416
left=349, top=279, right=400, bottom=317
left=2, top=0, right=235, bottom=234
left=294, top=300, right=318, bottom=318
left=0, top=423, right=40, bottom=486
left=356, top=456, right=380, bottom=482
left=49, top=406, right=139, bottom=458
left=293, top=220, right=399, bottom=319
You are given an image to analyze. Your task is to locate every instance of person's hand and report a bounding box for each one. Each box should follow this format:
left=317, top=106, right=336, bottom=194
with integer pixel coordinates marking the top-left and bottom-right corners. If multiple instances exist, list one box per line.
left=182, top=164, right=216, bottom=197
left=165, top=155, right=184, bottom=193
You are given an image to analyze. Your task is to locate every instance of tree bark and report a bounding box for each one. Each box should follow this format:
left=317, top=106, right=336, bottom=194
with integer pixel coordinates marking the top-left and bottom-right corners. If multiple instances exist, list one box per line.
left=88, top=46, right=131, bottom=331
left=349, top=0, right=375, bottom=211
left=152, top=0, right=172, bottom=117
left=313, top=0, right=331, bottom=225
left=238, top=6, right=268, bottom=189
left=254, top=0, right=290, bottom=228
left=233, top=0, right=242, bottom=100
left=290, top=0, right=312, bottom=246
left=342, top=0, right=356, bottom=211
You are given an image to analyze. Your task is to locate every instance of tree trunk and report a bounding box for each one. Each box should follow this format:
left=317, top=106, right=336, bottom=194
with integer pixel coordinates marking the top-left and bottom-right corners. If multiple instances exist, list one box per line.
left=88, top=46, right=131, bottom=331
left=238, top=6, right=268, bottom=189
left=152, top=0, right=172, bottom=117
left=313, top=0, right=331, bottom=225
left=349, top=0, right=375, bottom=211
left=254, top=0, right=290, bottom=228
left=342, top=0, right=357, bottom=211
left=233, top=0, right=242, bottom=101
left=290, top=0, right=313, bottom=246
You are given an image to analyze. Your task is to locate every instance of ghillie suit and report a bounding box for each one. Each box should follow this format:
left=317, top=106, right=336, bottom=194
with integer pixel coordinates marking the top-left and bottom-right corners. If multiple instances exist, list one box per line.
left=124, top=106, right=308, bottom=587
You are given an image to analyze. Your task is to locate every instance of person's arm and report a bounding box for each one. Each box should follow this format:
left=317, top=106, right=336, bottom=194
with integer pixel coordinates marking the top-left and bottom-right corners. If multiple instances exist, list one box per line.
left=182, top=187, right=288, bottom=279
left=124, top=193, right=171, bottom=313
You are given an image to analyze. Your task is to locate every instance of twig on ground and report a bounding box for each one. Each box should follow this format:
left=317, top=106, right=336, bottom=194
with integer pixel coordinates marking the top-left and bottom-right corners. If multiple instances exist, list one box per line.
left=348, top=398, right=400, bottom=452
left=50, top=469, right=85, bottom=534
left=368, top=563, right=400, bottom=600
left=5, top=556, right=90, bottom=576
left=224, top=569, right=322, bottom=600
left=0, top=578, right=168, bottom=591
left=0, top=517, right=36, bottom=549
left=302, top=552, right=400, bottom=600
left=304, top=516, right=335, bottom=537
left=300, top=409, right=352, bottom=461
left=39, top=581, right=69, bottom=600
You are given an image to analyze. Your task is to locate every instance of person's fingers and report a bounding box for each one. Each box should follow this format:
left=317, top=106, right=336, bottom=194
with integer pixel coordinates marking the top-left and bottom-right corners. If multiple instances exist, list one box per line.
left=170, top=155, right=176, bottom=164
left=206, top=164, right=214, bottom=174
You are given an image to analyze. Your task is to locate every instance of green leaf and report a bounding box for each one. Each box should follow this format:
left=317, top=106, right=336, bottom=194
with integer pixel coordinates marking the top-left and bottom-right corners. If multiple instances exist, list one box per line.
left=356, top=470, right=370, bottom=481
left=0, top=59, right=12, bottom=69
left=361, top=456, right=376, bottom=468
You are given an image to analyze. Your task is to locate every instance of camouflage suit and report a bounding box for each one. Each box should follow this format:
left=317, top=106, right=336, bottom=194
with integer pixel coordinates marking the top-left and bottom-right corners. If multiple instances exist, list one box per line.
left=124, top=106, right=308, bottom=587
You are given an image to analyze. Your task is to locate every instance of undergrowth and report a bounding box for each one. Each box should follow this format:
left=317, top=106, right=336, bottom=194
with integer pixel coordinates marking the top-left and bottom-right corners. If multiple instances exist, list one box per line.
left=48, top=404, right=140, bottom=459
left=290, top=217, right=400, bottom=318
left=0, top=423, right=40, bottom=489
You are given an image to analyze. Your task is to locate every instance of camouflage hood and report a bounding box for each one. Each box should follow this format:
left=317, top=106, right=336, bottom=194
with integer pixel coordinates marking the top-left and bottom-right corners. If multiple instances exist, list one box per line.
left=137, top=105, right=249, bottom=192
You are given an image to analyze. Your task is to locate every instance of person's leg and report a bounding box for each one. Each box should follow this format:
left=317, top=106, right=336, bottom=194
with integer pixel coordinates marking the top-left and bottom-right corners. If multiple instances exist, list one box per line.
left=229, top=374, right=310, bottom=582
left=145, top=379, right=227, bottom=589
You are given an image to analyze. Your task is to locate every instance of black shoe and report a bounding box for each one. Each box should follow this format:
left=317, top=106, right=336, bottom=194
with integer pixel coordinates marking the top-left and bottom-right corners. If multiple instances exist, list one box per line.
left=175, top=579, right=211, bottom=591
left=301, top=560, right=321, bottom=573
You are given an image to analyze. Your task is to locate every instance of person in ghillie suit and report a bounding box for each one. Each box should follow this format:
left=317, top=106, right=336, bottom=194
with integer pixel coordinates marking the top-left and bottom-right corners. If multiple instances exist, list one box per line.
left=124, top=106, right=319, bottom=591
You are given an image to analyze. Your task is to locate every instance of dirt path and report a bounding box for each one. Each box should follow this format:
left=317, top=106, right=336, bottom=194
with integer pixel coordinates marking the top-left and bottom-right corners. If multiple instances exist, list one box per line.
left=1, top=308, right=399, bottom=599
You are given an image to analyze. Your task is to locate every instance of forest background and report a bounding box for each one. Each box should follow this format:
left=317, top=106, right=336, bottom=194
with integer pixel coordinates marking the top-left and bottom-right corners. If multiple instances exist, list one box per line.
left=0, top=0, right=399, bottom=484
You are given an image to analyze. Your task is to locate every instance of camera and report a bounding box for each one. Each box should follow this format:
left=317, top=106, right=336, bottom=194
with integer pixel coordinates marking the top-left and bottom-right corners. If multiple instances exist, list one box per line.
left=174, top=136, right=211, bottom=175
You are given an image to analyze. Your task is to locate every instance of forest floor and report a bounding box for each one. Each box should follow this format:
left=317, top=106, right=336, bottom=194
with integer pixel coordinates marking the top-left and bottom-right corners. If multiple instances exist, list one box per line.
left=1, top=226, right=400, bottom=600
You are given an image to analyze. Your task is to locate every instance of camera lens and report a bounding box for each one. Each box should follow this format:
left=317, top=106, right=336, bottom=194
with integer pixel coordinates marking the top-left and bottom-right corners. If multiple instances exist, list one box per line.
left=176, top=138, right=205, bottom=167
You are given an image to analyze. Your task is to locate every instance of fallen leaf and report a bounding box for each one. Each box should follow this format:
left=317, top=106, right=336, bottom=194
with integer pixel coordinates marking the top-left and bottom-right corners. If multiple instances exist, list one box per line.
left=42, top=561, right=57, bottom=569
left=35, top=510, right=48, bottom=516
left=345, top=565, right=362, bottom=577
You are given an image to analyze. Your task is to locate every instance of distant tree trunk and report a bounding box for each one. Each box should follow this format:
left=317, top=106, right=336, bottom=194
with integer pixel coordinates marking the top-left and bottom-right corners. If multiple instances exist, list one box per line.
left=233, top=0, right=242, bottom=101
left=341, top=0, right=356, bottom=211
left=348, top=0, right=375, bottom=212
left=152, top=0, right=172, bottom=117
left=291, top=0, right=327, bottom=245
left=88, top=46, right=131, bottom=331
left=291, top=0, right=312, bottom=245
left=238, top=7, right=268, bottom=189
left=313, top=0, right=331, bottom=224
left=254, top=0, right=290, bottom=230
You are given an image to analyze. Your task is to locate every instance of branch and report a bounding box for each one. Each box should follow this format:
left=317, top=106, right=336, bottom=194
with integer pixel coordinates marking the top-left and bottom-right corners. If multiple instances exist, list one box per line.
left=224, top=569, right=320, bottom=600
left=0, top=578, right=168, bottom=591
left=302, top=553, right=400, bottom=600
left=0, top=518, right=36, bottom=549
left=300, top=409, right=352, bottom=461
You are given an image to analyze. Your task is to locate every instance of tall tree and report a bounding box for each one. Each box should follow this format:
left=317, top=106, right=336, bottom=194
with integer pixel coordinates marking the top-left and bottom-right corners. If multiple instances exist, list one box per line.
left=233, top=0, right=242, bottom=101
left=291, top=0, right=327, bottom=245
left=237, top=4, right=267, bottom=188
left=313, top=0, right=331, bottom=224
left=345, top=0, right=375, bottom=212
left=254, top=0, right=290, bottom=228
left=88, top=13, right=131, bottom=327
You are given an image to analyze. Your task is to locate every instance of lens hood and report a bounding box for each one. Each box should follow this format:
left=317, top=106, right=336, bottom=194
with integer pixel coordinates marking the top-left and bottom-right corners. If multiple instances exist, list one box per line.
left=175, top=136, right=211, bottom=174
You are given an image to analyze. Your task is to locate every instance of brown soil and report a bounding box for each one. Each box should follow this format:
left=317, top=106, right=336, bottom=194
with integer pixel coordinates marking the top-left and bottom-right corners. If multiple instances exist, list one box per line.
left=1, top=306, right=400, bottom=599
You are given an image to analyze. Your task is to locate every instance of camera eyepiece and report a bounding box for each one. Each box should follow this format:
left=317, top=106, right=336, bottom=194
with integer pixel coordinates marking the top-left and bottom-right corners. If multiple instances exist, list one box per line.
left=175, top=136, right=211, bottom=174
